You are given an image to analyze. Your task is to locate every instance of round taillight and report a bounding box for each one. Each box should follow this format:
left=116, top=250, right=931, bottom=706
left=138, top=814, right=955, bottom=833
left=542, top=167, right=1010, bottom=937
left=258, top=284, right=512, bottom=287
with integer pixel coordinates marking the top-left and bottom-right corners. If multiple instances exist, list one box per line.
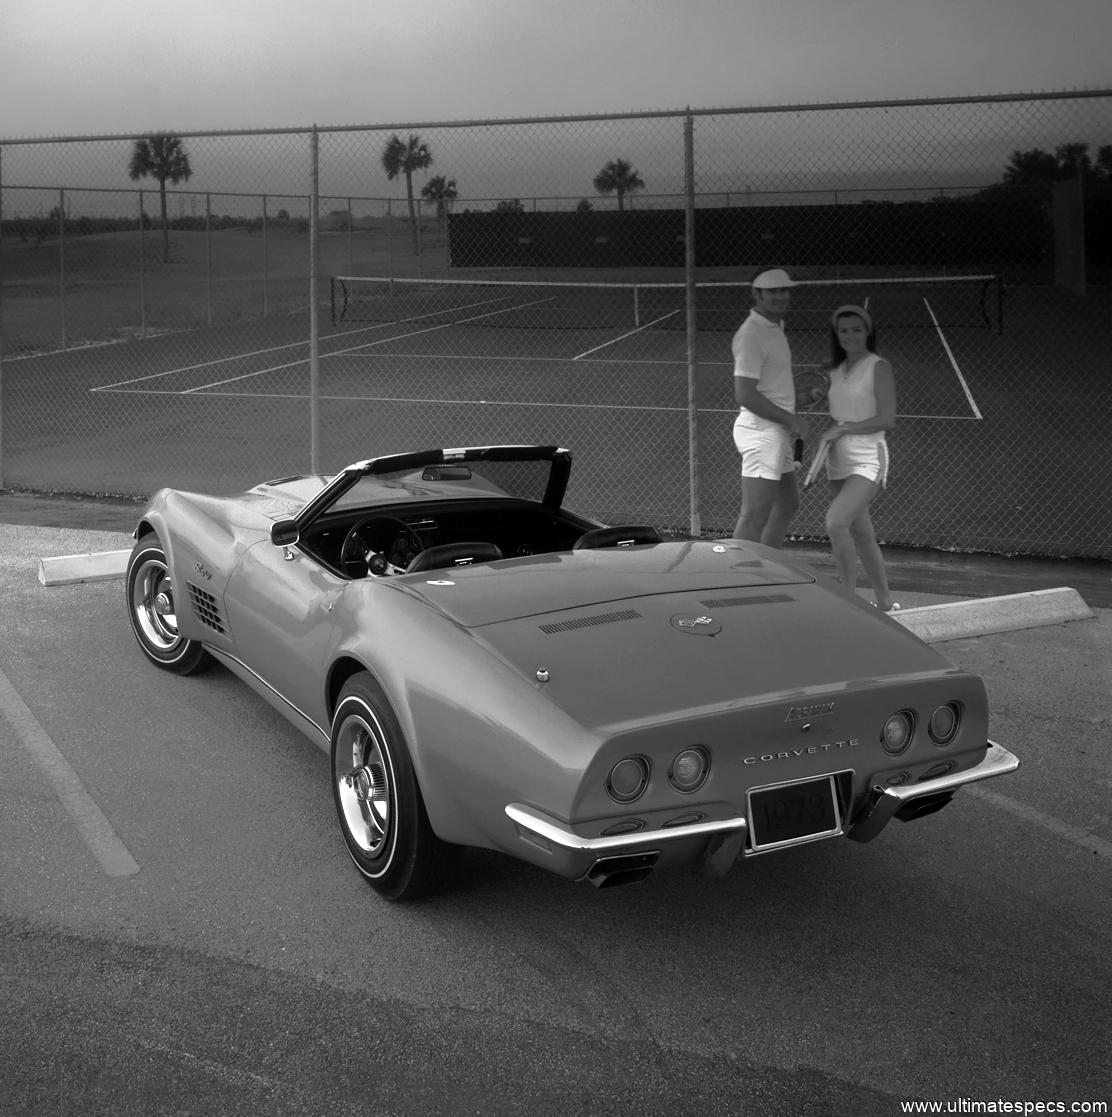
left=881, top=711, right=915, bottom=755
left=669, top=747, right=709, bottom=793
left=928, top=702, right=960, bottom=745
left=607, top=756, right=650, bottom=803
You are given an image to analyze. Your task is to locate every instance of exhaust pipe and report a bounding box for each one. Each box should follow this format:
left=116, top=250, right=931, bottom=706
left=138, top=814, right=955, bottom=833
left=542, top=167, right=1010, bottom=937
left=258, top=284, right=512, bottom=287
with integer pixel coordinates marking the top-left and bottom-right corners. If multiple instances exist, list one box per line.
left=583, top=851, right=660, bottom=888
left=894, top=790, right=955, bottom=822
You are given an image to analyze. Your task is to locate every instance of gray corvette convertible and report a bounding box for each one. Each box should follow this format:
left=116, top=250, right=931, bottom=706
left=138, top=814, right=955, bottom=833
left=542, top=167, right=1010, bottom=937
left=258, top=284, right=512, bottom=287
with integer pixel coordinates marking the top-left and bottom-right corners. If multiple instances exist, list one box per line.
left=126, top=444, right=1018, bottom=900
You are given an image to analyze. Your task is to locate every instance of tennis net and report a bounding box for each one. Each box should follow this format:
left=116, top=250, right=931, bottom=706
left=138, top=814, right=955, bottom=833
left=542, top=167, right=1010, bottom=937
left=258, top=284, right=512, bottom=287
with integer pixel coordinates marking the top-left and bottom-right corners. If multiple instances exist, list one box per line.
left=330, top=273, right=1004, bottom=334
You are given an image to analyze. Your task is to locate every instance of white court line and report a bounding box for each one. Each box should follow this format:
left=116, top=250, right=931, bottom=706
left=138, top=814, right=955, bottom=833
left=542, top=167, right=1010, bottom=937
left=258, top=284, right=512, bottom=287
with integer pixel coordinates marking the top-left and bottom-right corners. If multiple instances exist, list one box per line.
left=0, top=664, right=140, bottom=878
left=91, top=295, right=526, bottom=391
left=924, top=297, right=983, bottom=420
left=92, top=338, right=317, bottom=391
left=192, top=390, right=683, bottom=412
left=572, top=310, right=682, bottom=359
left=964, top=784, right=1112, bottom=863
left=182, top=295, right=559, bottom=394
left=102, top=383, right=978, bottom=422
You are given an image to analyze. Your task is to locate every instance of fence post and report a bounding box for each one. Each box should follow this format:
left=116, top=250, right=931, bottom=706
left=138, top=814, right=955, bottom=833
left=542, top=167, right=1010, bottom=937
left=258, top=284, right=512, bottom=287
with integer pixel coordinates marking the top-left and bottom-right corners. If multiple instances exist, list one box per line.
left=684, top=113, right=701, bottom=537
left=262, top=194, right=269, bottom=318
left=205, top=193, right=213, bottom=328
left=309, top=127, right=321, bottom=475
left=0, top=146, right=5, bottom=488
left=416, top=199, right=423, bottom=278
left=347, top=197, right=354, bottom=275
left=138, top=191, right=147, bottom=338
left=385, top=198, right=393, bottom=278
left=59, top=188, right=67, bottom=350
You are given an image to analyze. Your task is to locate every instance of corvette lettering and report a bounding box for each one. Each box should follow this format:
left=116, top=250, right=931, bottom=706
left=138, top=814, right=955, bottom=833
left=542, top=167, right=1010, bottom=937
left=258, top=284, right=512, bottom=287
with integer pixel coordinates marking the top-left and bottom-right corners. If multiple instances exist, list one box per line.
left=743, top=738, right=860, bottom=764
left=785, top=702, right=835, bottom=721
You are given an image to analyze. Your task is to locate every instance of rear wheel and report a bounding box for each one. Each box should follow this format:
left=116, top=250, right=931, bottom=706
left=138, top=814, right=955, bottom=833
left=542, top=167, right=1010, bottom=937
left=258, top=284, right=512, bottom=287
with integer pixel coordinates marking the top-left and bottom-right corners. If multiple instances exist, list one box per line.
left=126, top=535, right=210, bottom=675
left=331, top=673, right=454, bottom=901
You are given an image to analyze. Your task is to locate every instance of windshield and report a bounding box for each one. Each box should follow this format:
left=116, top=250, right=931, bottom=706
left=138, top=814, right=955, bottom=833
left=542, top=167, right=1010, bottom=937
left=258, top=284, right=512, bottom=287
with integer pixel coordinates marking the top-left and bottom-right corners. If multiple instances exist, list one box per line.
left=332, top=456, right=558, bottom=511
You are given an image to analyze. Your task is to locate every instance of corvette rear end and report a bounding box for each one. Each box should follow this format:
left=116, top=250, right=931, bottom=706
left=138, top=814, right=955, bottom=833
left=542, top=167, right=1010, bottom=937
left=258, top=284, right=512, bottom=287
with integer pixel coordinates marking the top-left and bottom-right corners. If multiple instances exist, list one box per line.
left=398, top=539, right=1019, bottom=887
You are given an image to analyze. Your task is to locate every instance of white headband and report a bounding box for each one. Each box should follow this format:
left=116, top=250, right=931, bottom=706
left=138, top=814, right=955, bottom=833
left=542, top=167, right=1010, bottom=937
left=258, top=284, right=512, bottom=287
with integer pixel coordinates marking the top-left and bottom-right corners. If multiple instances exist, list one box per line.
left=831, top=304, right=873, bottom=331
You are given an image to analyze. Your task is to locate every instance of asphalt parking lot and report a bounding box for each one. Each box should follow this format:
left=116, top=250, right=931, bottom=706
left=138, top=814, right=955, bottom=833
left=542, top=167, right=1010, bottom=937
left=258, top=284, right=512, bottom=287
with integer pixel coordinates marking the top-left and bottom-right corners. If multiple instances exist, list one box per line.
left=1, top=494, right=1110, bottom=1116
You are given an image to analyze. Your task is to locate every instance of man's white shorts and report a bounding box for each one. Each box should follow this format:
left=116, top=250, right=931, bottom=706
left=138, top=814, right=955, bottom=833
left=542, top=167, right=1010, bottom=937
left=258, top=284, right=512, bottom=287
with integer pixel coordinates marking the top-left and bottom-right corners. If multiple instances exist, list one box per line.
left=733, top=421, right=797, bottom=480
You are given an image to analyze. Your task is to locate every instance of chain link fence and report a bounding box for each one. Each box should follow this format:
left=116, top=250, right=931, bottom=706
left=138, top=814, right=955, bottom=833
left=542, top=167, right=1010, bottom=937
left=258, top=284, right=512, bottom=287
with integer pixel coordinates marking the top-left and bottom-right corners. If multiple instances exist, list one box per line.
left=1, top=91, right=1109, bottom=558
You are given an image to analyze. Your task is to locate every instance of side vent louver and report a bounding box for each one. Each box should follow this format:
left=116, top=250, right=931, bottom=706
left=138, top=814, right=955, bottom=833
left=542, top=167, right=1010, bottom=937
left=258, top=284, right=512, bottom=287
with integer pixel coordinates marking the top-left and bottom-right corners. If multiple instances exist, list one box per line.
left=539, top=608, right=641, bottom=635
left=187, top=583, right=226, bottom=635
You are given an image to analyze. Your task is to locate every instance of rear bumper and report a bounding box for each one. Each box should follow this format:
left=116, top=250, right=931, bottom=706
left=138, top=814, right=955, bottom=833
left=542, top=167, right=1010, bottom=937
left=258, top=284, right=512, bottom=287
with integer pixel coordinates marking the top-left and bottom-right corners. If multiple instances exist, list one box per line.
left=503, top=803, right=746, bottom=883
left=845, top=739, right=1020, bottom=843
left=504, top=739, right=1019, bottom=881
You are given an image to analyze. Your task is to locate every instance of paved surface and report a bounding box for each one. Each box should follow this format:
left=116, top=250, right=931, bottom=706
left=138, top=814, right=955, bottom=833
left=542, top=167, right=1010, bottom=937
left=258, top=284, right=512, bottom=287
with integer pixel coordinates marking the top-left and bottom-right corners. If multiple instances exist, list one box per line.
left=2, top=496, right=1110, bottom=1116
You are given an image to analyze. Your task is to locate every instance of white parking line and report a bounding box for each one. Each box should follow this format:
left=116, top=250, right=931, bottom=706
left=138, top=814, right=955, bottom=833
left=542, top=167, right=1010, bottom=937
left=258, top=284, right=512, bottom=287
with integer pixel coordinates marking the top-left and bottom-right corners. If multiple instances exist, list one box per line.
left=0, top=665, right=140, bottom=878
left=964, top=784, right=1112, bottom=862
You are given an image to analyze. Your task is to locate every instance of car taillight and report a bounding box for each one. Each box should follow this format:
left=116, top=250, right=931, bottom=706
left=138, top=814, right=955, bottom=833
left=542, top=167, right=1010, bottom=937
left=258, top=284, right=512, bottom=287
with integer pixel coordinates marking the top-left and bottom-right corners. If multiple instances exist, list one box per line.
left=607, top=756, right=650, bottom=803
left=928, top=702, right=961, bottom=745
left=669, top=747, right=709, bottom=793
left=882, top=710, right=916, bottom=755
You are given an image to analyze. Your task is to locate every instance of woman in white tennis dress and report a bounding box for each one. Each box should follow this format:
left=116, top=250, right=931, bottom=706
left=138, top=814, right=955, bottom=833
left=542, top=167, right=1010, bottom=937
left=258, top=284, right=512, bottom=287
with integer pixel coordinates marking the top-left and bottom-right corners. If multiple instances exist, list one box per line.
left=817, top=304, right=899, bottom=612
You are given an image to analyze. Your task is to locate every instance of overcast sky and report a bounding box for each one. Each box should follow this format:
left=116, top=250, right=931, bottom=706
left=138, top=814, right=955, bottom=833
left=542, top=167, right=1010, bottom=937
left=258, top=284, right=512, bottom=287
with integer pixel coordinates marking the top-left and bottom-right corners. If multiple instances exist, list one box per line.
left=2, top=0, right=1109, bottom=139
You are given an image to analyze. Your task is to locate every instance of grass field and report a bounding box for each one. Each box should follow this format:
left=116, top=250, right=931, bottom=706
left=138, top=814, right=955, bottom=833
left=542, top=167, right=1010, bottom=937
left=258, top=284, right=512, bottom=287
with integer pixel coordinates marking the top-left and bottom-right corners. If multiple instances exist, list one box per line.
left=2, top=228, right=1110, bottom=559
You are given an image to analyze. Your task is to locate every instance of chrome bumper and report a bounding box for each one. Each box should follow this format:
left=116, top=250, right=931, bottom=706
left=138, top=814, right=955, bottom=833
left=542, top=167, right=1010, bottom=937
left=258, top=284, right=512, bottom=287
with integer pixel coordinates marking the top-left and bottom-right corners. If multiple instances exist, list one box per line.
left=505, top=738, right=1019, bottom=880
left=846, top=739, right=1020, bottom=843
left=504, top=803, right=747, bottom=883
left=505, top=803, right=747, bottom=856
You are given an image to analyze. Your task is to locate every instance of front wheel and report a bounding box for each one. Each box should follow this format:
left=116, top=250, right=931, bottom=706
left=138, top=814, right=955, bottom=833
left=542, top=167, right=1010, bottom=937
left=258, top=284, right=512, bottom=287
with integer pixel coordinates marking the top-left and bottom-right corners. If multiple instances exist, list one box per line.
left=126, top=535, right=211, bottom=675
left=331, top=673, right=455, bottom=900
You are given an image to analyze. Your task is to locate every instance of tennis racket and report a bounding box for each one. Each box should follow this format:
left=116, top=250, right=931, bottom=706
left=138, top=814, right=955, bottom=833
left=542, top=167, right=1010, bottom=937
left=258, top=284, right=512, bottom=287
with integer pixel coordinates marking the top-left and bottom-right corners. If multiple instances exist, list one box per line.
left=793, top=369, right=829, bottom=412
left=803, top=439, right=830, bottom=487
left=792, top=369, right=829, bottom=468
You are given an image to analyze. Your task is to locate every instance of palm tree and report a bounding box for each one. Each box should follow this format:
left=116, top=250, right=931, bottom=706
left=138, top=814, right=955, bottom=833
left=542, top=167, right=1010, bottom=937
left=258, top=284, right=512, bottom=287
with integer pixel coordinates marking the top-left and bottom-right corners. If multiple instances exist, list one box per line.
left=128, top=133, right=193, bottom=263
left=592, top=158, right=645, bottom=212
left=421, top=174, right=458, bottom=233
left=382, top=133, right=433, bottom=254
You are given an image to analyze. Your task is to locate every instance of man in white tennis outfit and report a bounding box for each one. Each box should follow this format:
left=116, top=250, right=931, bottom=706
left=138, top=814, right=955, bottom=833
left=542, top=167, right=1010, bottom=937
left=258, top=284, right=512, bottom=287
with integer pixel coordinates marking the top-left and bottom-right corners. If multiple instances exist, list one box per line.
left=731, top=267, right=810, bottom=546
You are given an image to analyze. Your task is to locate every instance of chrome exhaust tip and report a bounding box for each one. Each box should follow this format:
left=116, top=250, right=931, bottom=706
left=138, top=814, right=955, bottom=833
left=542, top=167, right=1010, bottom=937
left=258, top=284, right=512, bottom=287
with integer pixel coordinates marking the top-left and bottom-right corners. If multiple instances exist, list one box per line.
left=583, top=851, right=659, bottom=888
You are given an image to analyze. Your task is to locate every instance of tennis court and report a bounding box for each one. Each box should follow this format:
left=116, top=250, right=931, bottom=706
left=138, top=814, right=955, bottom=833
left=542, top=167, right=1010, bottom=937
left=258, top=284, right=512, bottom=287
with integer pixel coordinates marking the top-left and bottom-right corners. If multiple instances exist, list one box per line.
left=7, top=270, right=1107, bottom=558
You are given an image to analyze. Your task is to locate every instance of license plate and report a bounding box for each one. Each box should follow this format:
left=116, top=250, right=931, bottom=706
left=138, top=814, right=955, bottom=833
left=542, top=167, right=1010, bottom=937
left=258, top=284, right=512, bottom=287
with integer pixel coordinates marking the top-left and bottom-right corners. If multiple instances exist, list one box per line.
left=747, top=775, right=842, bottom=852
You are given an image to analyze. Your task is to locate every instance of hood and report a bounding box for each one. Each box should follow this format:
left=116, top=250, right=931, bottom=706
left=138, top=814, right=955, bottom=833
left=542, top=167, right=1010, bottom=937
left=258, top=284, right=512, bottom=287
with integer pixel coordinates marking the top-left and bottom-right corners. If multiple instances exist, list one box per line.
left=401, top=540, right=951, bottom=731
left=244, top=474, right=332, bottom=518
left=148, top=476, right=331, bottom=536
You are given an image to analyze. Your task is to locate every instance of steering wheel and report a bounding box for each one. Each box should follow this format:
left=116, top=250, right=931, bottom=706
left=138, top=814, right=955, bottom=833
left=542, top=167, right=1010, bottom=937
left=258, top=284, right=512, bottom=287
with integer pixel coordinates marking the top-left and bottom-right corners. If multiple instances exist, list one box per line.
left=340, top=516, right=424, bottom=578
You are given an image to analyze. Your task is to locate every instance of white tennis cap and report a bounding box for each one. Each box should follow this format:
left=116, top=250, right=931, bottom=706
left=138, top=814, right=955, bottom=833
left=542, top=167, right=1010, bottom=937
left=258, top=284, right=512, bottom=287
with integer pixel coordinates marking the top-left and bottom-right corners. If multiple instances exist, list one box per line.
left=751, top=268, right=797, bottom=289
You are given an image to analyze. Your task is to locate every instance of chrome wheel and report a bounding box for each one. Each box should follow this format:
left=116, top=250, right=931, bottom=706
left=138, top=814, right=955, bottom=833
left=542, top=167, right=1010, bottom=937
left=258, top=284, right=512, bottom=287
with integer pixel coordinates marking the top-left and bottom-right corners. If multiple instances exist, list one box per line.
left=335, top=710, right=394, bottom=856
left=125, top=536, right=210, bottom=675
left=330, top=674, right=456, bottom=900
left=131, top=555, right=182, bottom=653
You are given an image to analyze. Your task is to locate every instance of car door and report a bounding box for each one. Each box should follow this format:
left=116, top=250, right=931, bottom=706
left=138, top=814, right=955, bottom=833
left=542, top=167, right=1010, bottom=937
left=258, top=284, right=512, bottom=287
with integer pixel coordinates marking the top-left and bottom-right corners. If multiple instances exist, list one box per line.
left=223, top=538, right=345, bottom=736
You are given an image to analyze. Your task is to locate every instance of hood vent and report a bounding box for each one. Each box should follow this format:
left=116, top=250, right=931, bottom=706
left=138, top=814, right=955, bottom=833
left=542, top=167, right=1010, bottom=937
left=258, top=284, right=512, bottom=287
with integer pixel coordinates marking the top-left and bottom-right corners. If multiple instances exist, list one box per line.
left=187, top=582, right=226, bottom=635
left=699, top=593, right=794, bottom=609
left=539, top=608, right=642, bottom=635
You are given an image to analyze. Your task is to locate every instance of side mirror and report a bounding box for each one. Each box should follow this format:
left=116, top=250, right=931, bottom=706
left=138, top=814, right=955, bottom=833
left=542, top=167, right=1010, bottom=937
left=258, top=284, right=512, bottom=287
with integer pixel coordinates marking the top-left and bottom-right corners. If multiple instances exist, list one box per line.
left=271, top=519, right=299, bottom=547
